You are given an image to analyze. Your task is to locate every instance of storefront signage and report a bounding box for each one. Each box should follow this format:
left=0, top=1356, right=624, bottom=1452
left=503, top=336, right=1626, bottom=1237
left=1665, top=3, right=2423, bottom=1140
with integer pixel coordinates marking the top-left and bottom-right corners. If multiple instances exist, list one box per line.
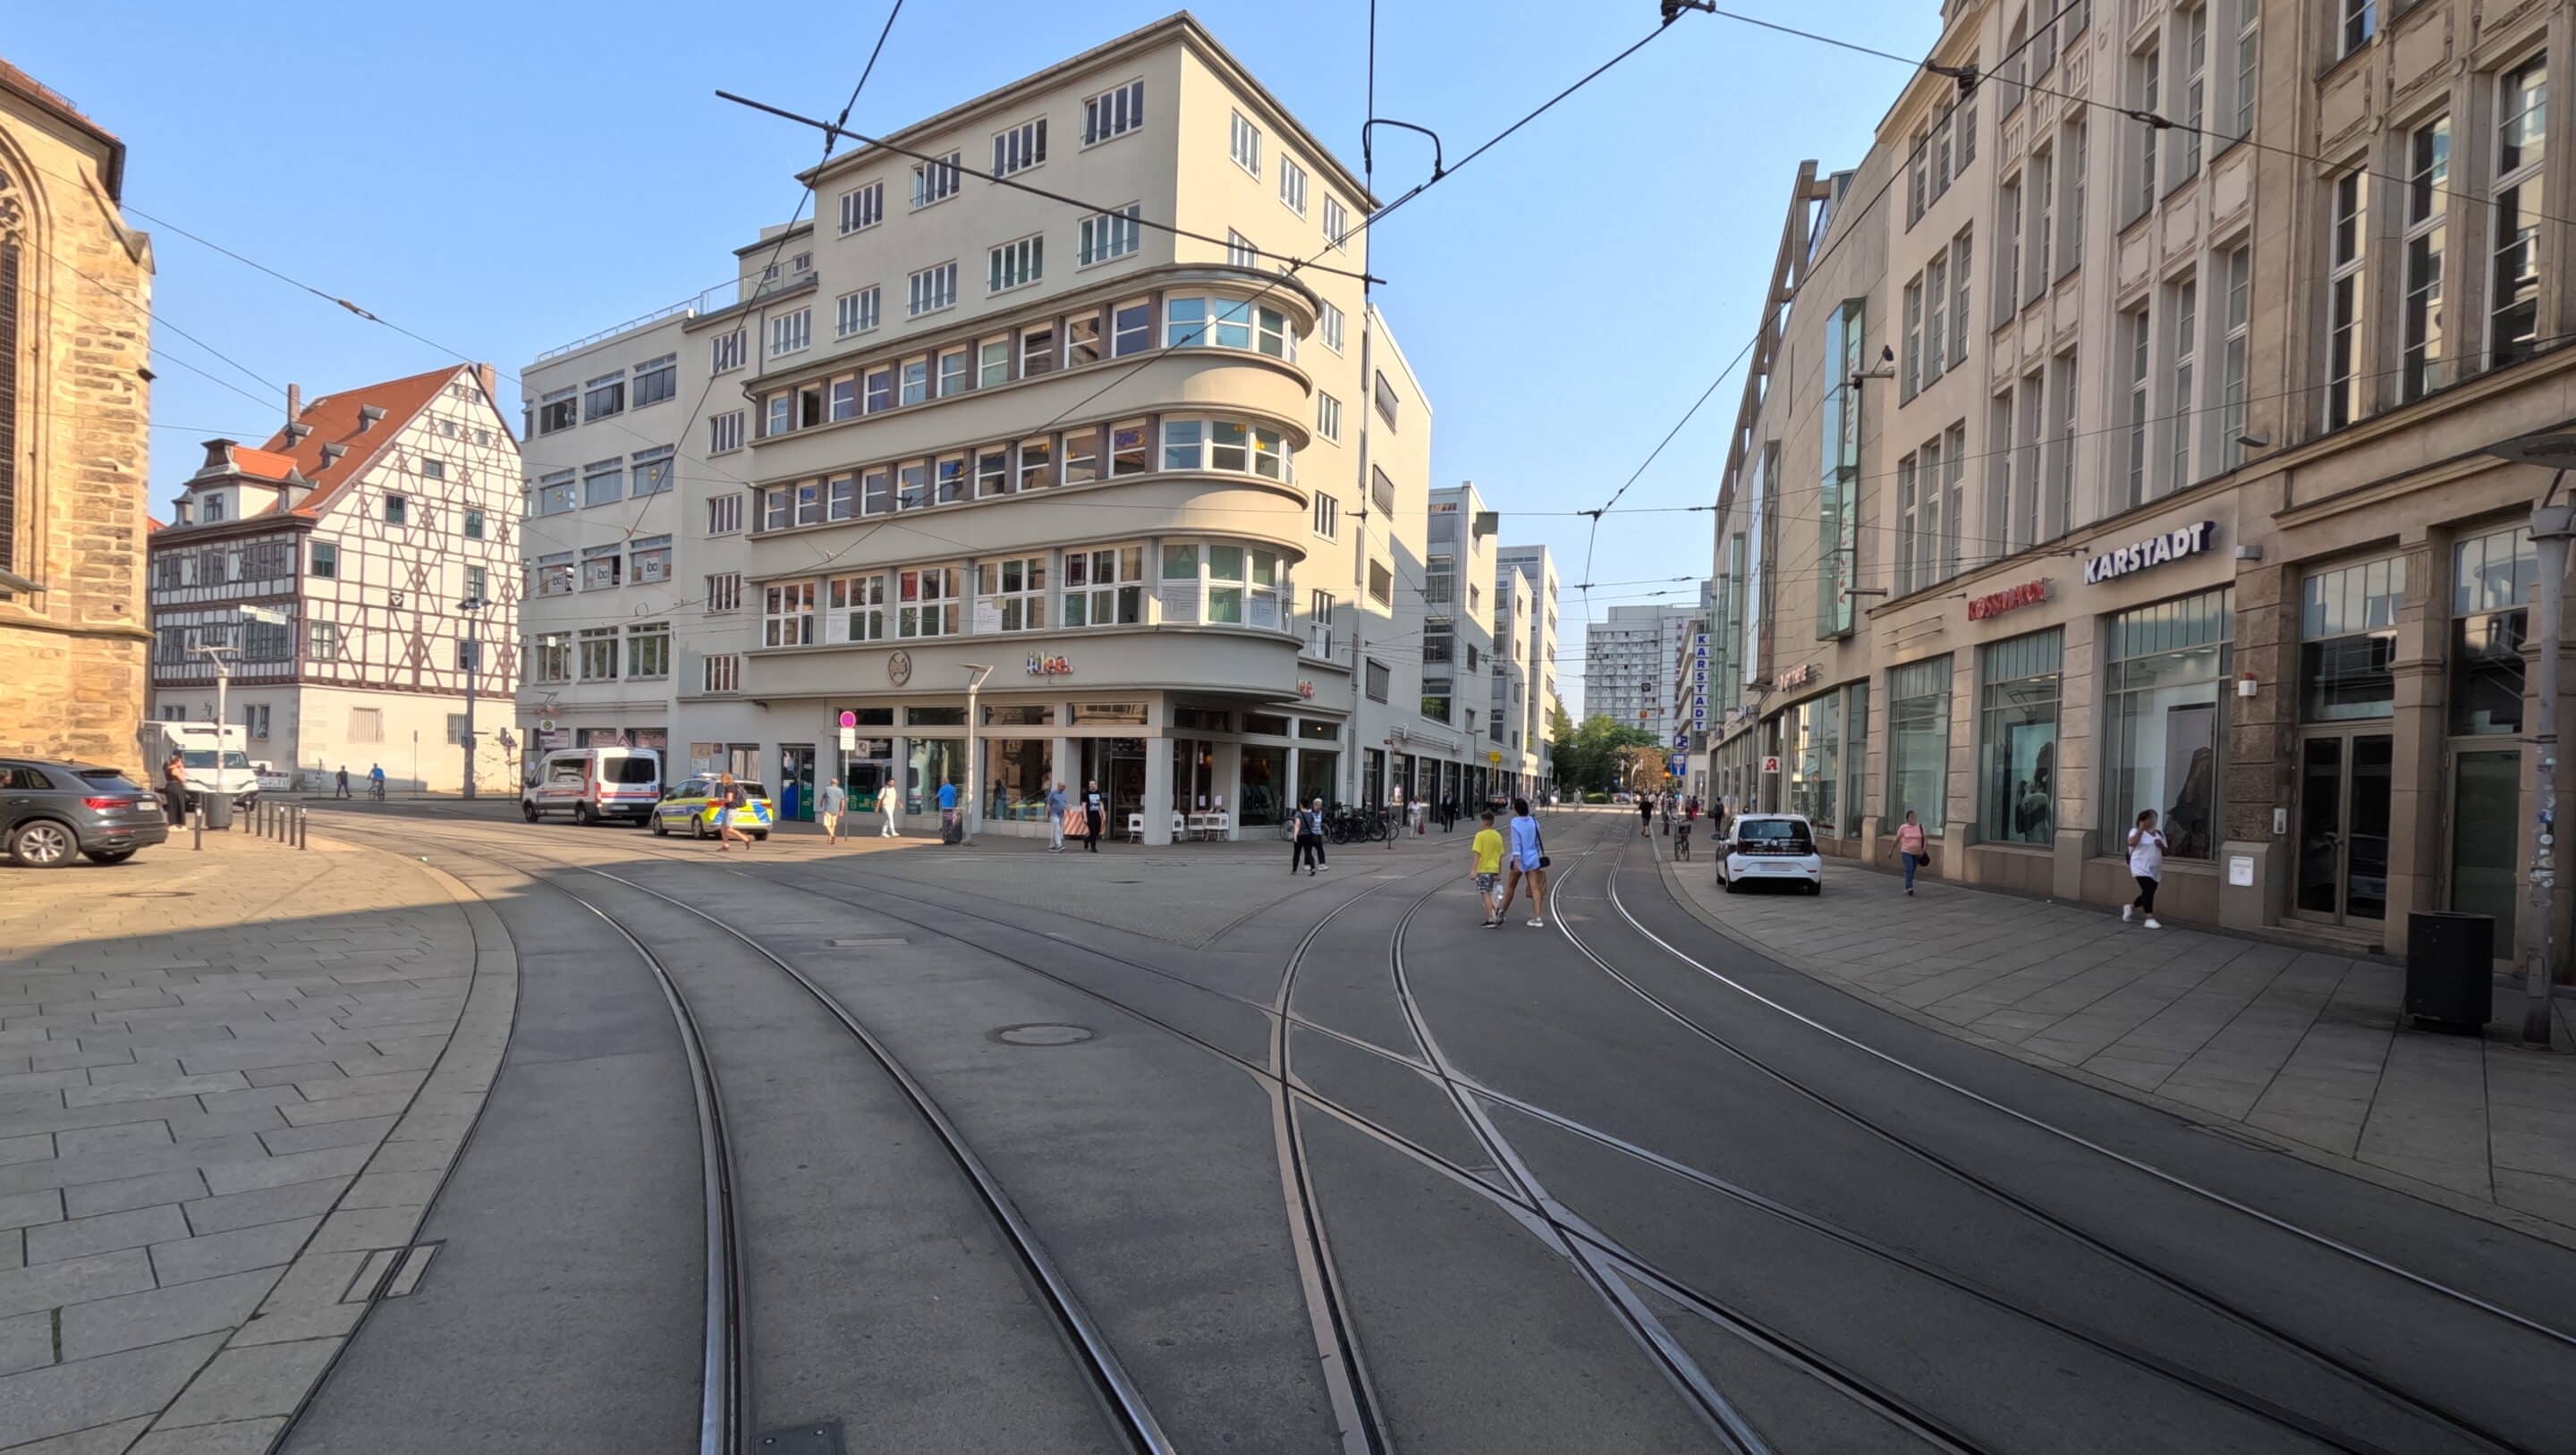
left=1025, top=652, right=1072, bottom=677
left=1775, top=663, right=1819, bottom=692
left=1760, top=755, right=1782, bottom=774
left=1298, top=681, right=1316, bottom=698
left=887, top=650, right=912, bottom=686
left=1967, top=579, right=2050, bottom=620
left=2084, top=521, right=2216, bottom=586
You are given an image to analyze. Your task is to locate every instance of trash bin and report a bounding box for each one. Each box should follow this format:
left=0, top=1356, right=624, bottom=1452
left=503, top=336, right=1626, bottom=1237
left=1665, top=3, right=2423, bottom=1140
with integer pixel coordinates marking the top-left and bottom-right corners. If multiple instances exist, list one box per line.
left=199, top=793, right=233, bottom=831
left=2404, top=911, right=2495, bottom=1033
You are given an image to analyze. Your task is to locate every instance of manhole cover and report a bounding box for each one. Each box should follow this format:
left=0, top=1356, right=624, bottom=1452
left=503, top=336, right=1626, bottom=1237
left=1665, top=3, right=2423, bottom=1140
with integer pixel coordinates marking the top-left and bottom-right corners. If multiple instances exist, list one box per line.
left=991, top=1023, right=1096, bottom=1046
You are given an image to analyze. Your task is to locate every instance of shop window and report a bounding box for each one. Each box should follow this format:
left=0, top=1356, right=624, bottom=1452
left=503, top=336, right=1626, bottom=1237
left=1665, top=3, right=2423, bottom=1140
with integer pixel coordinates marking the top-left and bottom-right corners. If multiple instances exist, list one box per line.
left=1786, top=691, right=1839, bottom=831
left=1842, top=681, right=1870, bottom=837
left=2103, top=588, right=2231, bottom=860
left=2451, top=526, right=2535, bottom=736
left=1979, top=628, right=2063, bottom=844
left=1885, top=656, right=1952, bottom=831
left=2299, top=556, right=2407, bottom=722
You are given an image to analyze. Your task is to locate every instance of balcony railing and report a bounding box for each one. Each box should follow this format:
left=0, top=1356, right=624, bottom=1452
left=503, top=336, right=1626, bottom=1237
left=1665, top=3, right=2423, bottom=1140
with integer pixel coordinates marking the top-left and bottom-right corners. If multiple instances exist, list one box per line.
left=530, top=265, right=817, bottom=365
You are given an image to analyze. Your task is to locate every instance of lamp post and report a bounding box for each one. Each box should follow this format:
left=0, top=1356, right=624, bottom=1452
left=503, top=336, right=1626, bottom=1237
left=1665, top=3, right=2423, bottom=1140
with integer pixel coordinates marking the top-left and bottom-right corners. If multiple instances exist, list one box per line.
left=458, top=596, right=485, bottom=799
left=2485, top=435, right=2576, bottom=1046
left=961, top=663, right=993, bottom=845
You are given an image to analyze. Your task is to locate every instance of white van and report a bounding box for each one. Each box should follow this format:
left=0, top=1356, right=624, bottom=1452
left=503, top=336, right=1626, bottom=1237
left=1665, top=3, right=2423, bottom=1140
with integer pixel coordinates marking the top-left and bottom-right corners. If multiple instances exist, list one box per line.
left=521, top=747, right=663, bottom=826
left=143, top=722, right=258, bottom=814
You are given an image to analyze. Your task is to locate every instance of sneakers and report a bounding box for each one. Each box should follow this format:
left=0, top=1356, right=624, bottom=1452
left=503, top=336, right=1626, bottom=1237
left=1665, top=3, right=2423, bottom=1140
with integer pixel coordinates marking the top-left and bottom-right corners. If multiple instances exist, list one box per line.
left=1527, top=918, right=1546, bottom=928
left=2121, top=904, right=2134, bottom=922
left=2143, top=917, right=2162, bottom=929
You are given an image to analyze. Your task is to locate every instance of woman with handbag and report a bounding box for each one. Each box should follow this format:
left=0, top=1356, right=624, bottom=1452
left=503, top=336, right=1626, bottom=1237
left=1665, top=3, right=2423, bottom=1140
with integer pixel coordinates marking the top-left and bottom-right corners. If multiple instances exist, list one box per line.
left=1491, top=797, right=1549, bottom=929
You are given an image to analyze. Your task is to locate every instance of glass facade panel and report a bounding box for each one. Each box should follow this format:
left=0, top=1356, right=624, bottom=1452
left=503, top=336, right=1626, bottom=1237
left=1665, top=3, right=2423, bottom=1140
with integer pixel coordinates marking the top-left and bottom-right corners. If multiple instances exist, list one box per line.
left=1979, top=628, right=2063, bottom=844
left=1786, top=692, right=1839, bottom=829
left=2451, top=749, right=2521, bottom=944
left=1841, top=681, right=1869, bottom=838
left=2104, top=588, right=2231, bottom=861
left=1886, top=656, right=1953, bottom=831
left=983, top=740, right=1053, bottom=821
left=2298, top=556, right=2408, bottom=722
left=2452, top=526, right=2533, bottom=736
left=903, top=738, right=965, bottom=815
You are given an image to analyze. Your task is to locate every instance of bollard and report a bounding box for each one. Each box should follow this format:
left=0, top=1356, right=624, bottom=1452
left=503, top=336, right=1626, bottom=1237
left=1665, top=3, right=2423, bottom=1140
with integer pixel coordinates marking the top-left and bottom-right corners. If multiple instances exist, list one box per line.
left=296, top=807, right=308, bottom=850
left=191, top=807, right=202, bottom=851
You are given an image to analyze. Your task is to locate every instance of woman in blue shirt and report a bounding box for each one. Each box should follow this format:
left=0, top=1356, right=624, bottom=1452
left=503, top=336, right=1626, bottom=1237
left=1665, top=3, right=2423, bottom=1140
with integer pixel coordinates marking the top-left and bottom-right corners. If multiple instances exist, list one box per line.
left=1493, top=797, right=1549, bottom=928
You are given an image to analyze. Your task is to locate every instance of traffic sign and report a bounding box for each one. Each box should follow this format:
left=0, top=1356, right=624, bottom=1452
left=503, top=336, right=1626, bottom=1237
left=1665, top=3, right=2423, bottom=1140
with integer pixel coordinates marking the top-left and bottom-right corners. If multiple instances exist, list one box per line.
left=838, top=727, right=858, bottom=751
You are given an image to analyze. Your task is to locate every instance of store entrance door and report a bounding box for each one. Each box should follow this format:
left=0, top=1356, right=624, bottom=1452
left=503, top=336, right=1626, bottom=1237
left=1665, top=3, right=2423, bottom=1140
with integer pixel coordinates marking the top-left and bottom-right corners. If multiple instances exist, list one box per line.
left=2445, top=747, right=2522, bottom=960
left=1081, top=739, right=1147, bottom=839
left=2293, top=732, right=2394, bottom=923
left=779, top=744, right=817, bottom=821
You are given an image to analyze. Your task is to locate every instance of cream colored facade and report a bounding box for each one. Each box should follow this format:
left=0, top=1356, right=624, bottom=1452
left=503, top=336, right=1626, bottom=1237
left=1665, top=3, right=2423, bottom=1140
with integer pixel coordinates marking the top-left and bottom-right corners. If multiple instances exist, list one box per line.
left=0, top=61, right=153, bottom=776
left=1707, top=0, right=2576, bottom=977
left=516, top=13, right=1465, bottom=840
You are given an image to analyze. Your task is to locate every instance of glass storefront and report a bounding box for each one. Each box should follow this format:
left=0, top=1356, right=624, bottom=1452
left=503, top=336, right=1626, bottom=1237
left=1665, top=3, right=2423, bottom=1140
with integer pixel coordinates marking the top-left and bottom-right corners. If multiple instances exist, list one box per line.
left=1886, top=656, right=1952, bottom=831
left=1842, top=681, right=1868, bottom=838
left=984, top=739, right=1051, bottom=821
left=1296, top=750, right=1339, bottom=810
left=2299, top=556, right=2406, bottom=722
left=1241, top=745, right=1289, bottom=825
left=2448, top=525, right=2534, bottom=944
left=1979, top=629, right=2062, bottom=845
left=2104, top=588, right=2230, bottom=861
left=904, top=738, right=964, bottom=814
left=1784, top=693, right=1838, bottom=830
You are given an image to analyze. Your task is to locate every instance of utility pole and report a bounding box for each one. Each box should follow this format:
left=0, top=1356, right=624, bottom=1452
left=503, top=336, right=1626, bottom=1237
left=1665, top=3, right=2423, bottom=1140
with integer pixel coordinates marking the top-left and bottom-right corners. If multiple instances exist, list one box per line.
left=2487, top=435, right=2576, bottom=1046
left=961, top=663, right=993, bottom=845
left=459, top=596, right=484, bottom=799
left=188, top=643, right=239, bottom=811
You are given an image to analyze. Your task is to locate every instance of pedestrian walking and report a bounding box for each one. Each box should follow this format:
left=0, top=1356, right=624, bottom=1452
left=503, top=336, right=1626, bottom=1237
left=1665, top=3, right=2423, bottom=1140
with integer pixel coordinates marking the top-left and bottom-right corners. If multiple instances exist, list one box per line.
left=937, top=778, right=961, bottom=843
left=2124, top=809, right=2167, bottom=929
left=1046, top=781, right=1069, bottom=851
left=715, top=771, right=752, bottom=852
left=1675, top=815, right=1692, bottom=861
left=1081, top=780, right=1105, bottom=853
left=1638, top=794, right=1654, bottom=837
left=818, top=776, right=845, bottom=844
left=1492, top=797, right=1549, bottom=928
left=881, top=786, right=900, bottom=838
left=162, top=750, right=188, bottom=825
left=1293, top=798, right=1326, bottom=876
left=334, top=766, right=351, bottom=799
left=1894, top=808, right=1927, bottom=894
left=1470, top=811, right=1506, bottom=925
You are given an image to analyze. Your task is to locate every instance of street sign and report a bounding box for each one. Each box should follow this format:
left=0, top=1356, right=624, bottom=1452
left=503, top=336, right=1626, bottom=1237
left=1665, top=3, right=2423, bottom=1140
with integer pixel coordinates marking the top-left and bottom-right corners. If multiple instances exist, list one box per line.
left=838, top=710, right=858, bottom=729
left=240, top=605, right=289, bottom=625
left=838, top=727, right=858, bottom=751
left=1487, top=751, right=1503, bottom=765
left=1761, top=755, right=1782, bottom=774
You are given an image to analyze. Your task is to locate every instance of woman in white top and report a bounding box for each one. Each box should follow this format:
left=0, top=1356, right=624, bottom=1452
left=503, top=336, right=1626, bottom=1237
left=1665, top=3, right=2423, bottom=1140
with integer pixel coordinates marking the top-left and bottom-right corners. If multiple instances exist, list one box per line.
left=2124, top=808, right=2167, bottom=929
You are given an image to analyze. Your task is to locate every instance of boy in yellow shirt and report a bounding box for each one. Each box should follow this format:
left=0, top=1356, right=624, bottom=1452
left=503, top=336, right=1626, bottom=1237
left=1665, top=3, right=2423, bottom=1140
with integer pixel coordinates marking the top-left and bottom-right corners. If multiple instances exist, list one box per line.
left=1470, top=811, right=1507, bottom=927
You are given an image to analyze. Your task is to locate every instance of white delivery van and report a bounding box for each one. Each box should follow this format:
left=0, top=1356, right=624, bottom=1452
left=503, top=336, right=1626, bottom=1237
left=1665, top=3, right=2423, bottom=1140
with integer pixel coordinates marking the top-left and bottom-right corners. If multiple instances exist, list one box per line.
left=143, top=722, right=259, bottom=814
left=521, top=747, right=663, bottom=826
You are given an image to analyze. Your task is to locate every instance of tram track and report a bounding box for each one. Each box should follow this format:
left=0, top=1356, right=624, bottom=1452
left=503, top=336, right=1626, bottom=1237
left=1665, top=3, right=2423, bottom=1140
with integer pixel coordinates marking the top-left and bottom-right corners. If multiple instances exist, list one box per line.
left=327, top=809, right=2570, bottom=1452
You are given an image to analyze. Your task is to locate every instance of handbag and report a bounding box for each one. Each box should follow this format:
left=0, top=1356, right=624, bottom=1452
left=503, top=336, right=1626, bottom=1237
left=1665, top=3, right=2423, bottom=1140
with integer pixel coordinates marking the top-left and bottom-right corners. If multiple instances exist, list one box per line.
left=1536, top=822, right=1550, bottom=870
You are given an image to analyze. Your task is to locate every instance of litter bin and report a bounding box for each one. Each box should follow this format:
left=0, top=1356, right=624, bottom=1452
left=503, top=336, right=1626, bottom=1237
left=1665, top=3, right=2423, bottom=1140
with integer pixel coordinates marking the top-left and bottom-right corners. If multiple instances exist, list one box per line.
left=2404, top=911, right=2494, bottom=1033
left=199, top=793, right=233, bottom=831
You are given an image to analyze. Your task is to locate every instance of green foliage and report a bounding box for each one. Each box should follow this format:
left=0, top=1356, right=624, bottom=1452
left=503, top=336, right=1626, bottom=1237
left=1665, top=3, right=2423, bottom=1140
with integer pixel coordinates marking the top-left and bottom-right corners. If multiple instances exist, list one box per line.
left=1549, top=712, right=1658, bottom=792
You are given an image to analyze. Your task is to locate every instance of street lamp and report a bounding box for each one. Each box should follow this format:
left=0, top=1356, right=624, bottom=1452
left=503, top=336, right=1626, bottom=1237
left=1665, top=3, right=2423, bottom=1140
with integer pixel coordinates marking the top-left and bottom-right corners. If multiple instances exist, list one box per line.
left=960, top=663, right=993, bottom=845
left=2484, top=433, right=2576, bottom=1046
left=458, top=596, right=487, bottom=799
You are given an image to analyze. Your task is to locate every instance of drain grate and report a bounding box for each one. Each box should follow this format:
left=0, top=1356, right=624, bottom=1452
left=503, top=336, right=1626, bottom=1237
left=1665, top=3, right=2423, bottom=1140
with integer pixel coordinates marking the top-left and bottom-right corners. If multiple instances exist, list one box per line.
left=990, top=1023, right=1097, bottom=1046
left=754, top=1422, right=846, bottom=1453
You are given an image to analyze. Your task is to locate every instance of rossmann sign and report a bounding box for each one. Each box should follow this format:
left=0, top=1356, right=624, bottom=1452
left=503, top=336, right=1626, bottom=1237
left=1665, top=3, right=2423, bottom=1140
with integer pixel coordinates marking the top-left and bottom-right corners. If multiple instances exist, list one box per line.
left=1967, top=579, right=2048, bottom=620
left=2083, top=520, right=2216, bottom=586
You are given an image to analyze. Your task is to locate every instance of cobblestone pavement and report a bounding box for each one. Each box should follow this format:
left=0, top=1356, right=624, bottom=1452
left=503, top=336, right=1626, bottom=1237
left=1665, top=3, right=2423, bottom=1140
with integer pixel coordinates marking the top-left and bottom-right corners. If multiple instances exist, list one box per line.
left=1664, top=842, right=2576, bottom=1242
left=0, top=828, right=511, bottom=1453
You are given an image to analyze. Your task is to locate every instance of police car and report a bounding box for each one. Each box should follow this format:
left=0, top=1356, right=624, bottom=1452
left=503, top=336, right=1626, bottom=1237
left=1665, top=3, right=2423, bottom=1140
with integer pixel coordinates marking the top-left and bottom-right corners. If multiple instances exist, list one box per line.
left=650, top=777, right=775, bottom=840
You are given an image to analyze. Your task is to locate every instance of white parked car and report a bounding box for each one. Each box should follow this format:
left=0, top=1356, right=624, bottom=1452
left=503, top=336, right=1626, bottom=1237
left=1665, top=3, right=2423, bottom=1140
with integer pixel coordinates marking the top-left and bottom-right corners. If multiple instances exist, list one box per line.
left=1717, top=813, right=1823, bottom=894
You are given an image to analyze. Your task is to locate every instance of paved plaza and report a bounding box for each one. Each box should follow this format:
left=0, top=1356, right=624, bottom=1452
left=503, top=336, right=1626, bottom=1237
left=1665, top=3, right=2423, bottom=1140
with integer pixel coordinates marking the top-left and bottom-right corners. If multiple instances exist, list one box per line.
left=1665, top=842, right=2576, bottom=1240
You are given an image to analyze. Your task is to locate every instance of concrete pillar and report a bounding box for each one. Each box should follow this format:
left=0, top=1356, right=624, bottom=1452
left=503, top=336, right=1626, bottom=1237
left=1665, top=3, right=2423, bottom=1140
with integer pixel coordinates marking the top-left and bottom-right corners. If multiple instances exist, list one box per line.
left=890, top=732, right=909, bottom=834
left=2385, top=536, right=2445, bottom=954
left=1212, top=740, right=1241, bottom=839
left=2222, top=563, right=2295, bottom=935
left=1052, top=735, right=1072, bottom=801
left=1143, top=738, right=1174, bottom=846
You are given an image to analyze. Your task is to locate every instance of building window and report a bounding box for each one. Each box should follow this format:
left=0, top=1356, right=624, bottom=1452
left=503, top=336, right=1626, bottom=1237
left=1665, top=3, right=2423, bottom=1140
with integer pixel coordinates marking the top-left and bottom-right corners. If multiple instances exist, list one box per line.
left=2170, top=273, right=2197, bottom=487
left=384, top=494, right=409, bottom=525
left=307, top=621, right=340, bottom=661
left=839, top=181, right=884, bottom=234
left=309, top=542, right=338, bottom=579
left=2123, top=303, right=2152, bottom=505
left=826, top=574, right=887, bottom=644
left=584, top=371, right=625, bottom=421
left=2134, top=45, right=2161, bottom=216
left=523, top=634, right=565, bottom=684
left=1324, top=196, right=1350, bottom=250
left=2233, top=0, right=2258, bottom=139
left=1313, top=493, right=1340, bottom=539
left=770, top=307, right=812, bottom=358
left=578, top=627, right=620, bottom=681
left=1368, top=559, right=1394, bottom=606
left=2178, top=4, right=2207, bottom=179
left=1083, top=79, right=1144, bottom=146
left=1886, top=656, right=1952, bottom=832
left=2220, top=246, right=2250, bottom=466
left=1157, top=416, right=1293, bottom=480
left=1819, top=298, right=1864, bottom=632
left=1901, top=276, right=1923, bottom=399
left=2490, top=55, right=2547, bottom=368
left=1365, top=658, right=1391, bottom=703
left=630, top=446, right=674, bottom=497
left=836, top=287, right=882, bottom=337
left=703, top=653, right=741, bottom=693
left=706, top=494, right=743, bottom=537
left=1319, top=300, right=1345, bottom=353
left=627, top=622, right=671, bottom=679
left=1063, top=546, right=1145, bottom=627
left=1317, top=392, right=1342, bottom=443
left=533, top=553, right=573, bottom=597
left=992, top=116, right=1046, bottom=177
left=2341, top=0, right=2374, bottom=57
left=912, top=151, right=962, bottom=208
left=583, top=459, right=623, bottom=508
left=463, top=508, right=485, bottom=540
left=1979, top=629, right=2062, bottom=844
left=976, top=555, right=1049, bottom=632
left=706, top=571, right=742, bottom=613
left=2027, top=149, right=2053, bottom=301
left=1230, top=111, right=1262, bottom=178
left=2061, top=118, right=2087, bottom=272
left=1080, top=204, right=1142, bottom=265
left=536, top=386, right=577, bottom=435
left=1225, top=231, right=1259, bottom=268
left=897, top=567, right=961, bottom=638
left=2452, top=525, right=2534, bottom=737
left=988, top=234, right=1043, bottom=293
left=1278, top=160, right=1309, bottom=218
left=463, top=564, right=489, bottom=605
left=2324, top=167, right=2368, bottom=430
left=908, top=261, right=958, bottom=317
left=1374, top=372, right=1400, bottom=428
left=630, top=534, right=672, bottom=585
left=2104, top=588, right=2231, bottom=859
left=1950, top=229, right=1972, bottom=368
left=1786, top=691, right=1839, bottom=832
left=2301, top=555, right=2407, bottom=722
left=2402, top=116, right=2450, bottom=402
left=710, top=330, right=746, bottom=374
left=581, top=543, right=622, bottom=592
left=710, top=411, right=744, bottom=455
left=763, top=581, right=817, bottom=647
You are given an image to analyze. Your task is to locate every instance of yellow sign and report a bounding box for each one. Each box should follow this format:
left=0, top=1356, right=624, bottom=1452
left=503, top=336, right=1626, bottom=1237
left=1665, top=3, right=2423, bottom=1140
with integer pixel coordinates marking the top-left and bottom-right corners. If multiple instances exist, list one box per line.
left=1487, top=751, right=1503, bottom=765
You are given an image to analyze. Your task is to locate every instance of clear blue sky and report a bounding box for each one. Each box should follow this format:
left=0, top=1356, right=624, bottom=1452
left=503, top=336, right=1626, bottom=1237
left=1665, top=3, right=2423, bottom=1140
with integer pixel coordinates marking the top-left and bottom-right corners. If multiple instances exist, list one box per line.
left=15, top=0, right=1936, bottom=715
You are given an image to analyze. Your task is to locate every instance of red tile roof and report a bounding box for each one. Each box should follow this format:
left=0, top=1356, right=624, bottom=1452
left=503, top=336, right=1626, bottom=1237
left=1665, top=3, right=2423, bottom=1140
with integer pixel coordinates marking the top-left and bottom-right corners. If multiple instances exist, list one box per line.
left=254, top=365, right=463, bottom=519
left=226, top=445, right=301, bottom=482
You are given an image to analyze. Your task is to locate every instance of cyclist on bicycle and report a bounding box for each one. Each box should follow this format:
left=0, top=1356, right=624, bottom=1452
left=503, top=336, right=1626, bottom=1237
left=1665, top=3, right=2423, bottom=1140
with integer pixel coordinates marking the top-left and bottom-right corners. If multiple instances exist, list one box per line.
left=368, top=763, right=386, bottom=800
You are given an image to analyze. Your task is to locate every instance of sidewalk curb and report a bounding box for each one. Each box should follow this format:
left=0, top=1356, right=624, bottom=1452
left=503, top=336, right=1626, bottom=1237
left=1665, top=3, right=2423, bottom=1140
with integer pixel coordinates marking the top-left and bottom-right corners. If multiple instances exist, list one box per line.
left=1653, top=858, right=2576, bottom=1256
left=131, top=835, right=521, bottom=1450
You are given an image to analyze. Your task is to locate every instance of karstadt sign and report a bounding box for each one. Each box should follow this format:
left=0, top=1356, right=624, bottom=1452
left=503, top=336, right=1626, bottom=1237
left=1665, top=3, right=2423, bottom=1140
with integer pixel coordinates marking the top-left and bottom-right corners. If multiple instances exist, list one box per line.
left=2084, top=520, right=2216, bottom=586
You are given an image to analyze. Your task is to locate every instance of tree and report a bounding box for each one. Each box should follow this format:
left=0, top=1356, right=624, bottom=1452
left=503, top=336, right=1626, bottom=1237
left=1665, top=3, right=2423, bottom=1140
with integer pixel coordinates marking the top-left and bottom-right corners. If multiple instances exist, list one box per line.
left=1550, top=712, right=1657, bottom=793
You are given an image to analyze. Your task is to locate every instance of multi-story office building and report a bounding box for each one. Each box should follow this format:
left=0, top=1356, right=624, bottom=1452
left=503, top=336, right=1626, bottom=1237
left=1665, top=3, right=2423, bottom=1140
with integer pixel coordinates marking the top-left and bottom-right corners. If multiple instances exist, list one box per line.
left=1424, top=483, right=1496, bottom=804
left=1584, top=602, right=1699, bottom=745
left=1493, top=543, right=1560, bottom=800
left=514, top=13, right=1457, bottom=841
left=0, top=61, right=152, bottom=774
left=1710, top=0, right=2576, bottom=975
left=148, top=366, right=522, bottom=791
